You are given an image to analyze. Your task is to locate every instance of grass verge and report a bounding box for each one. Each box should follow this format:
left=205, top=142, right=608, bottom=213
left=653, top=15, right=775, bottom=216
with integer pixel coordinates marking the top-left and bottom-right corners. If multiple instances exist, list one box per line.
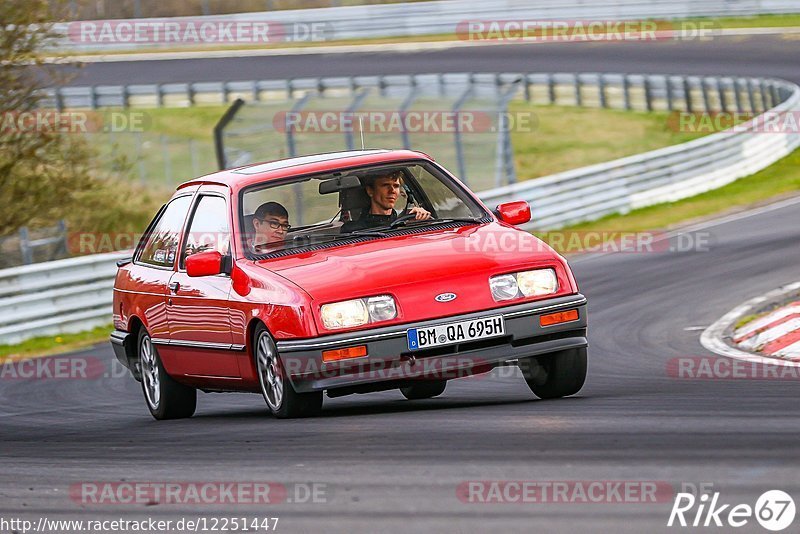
left=98, top=102, right=706, bottom=185
left=0, top=324, right=113, bottom=362
left=509, top=104, right=704, bottom=178
left=536, top=145, right=800, bottom=255
left=562, top=146, right=800, bottom=233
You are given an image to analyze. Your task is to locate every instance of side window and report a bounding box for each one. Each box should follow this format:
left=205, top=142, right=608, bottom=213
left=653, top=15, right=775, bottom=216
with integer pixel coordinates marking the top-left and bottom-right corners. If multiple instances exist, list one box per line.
left=137, top=196, right=192, bottom=268
left=181, top=195, right=230, bottom=268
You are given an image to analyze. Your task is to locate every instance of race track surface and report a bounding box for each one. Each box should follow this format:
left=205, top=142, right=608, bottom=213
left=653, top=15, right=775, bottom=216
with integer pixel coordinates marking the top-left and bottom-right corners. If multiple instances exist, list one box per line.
left=2, top=198, right=799, bottom=532
left=63, top=35, right=800, bottom=86
left=5, top=34, right=800, bottom=533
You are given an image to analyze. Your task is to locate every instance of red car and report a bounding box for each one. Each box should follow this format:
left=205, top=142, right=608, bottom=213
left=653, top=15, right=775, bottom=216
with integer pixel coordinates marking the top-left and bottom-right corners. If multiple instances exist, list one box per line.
left=110, top=150, right=587, bottom=419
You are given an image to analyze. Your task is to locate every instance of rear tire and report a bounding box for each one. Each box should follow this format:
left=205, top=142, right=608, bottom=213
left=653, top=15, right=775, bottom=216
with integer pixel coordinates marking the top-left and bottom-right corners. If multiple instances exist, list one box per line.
left=520, top=347, right=587, bottom=399
left=400, top=380, right=447, bottom=400
left=255, top=325, right=322, bottom=419
left=138, top=329, right=196, bottom=420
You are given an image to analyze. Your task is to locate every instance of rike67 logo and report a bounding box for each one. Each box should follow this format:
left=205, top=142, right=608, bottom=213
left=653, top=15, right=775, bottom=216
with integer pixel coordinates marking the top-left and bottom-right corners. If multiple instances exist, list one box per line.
left=668, top=489, right=796, bottom=531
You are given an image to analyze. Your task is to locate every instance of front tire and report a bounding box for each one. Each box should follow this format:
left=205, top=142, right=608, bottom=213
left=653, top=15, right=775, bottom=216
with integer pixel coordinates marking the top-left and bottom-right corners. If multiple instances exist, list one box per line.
left=400, top=380, right=447, bottom=400
left=520, top=347, right=587, bottom=399
left=255, top=326, right=322, bottom=418
left=138, top=329, right=196, bottom=420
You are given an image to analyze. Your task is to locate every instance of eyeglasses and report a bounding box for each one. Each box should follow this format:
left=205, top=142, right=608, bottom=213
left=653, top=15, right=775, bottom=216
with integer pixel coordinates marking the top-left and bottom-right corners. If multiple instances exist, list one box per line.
left=260, top=219, right=291, bottom=231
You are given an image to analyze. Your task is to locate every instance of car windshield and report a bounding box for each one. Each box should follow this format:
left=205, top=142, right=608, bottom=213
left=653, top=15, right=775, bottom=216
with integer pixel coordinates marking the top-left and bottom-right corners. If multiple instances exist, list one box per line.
left=241, top=161, right=487, bottom=256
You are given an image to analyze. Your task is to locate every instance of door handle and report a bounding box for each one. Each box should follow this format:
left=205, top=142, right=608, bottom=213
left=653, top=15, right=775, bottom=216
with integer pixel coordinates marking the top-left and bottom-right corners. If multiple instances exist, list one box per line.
left=168, top=281, right=180, bottom=293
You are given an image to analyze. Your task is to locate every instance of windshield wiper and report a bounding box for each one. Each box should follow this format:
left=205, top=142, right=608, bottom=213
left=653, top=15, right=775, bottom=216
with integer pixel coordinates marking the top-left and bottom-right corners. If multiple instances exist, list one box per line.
left=313, top=230, right=389, bottom=239
left=253, top=231, right=387, bottom=255
left=389, top=216, right=482, bottom=229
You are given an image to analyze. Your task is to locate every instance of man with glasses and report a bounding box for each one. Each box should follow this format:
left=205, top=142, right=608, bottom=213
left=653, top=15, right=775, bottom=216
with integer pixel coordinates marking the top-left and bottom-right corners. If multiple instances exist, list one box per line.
left=252, top=201, right=291, bottom=252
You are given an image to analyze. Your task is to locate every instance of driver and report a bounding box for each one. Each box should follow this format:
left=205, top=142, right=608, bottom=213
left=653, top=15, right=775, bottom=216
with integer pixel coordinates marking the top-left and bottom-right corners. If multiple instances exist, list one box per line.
left=341, top=169, right=430, bottom=232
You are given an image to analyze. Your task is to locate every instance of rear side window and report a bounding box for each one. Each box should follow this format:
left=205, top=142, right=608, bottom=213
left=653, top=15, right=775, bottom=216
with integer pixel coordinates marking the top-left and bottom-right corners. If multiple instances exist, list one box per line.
left=137, top=196, right=192, bottom=268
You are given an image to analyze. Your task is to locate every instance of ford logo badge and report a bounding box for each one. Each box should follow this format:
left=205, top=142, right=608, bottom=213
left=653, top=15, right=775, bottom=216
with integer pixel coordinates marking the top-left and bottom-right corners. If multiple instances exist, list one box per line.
left=435, top=292, right=457, bottom=303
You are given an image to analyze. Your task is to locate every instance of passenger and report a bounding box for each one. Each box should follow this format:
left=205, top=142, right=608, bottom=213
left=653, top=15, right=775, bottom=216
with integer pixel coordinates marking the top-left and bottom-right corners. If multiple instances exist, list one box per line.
left=252, top=201, right=291, bottom=252
left=342, top=169, right=431, bottom=232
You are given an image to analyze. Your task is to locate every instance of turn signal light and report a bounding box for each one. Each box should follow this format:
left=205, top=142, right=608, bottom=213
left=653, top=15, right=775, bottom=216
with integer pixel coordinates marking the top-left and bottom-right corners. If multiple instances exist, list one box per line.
left=322, top=345, right=368, bottom=363
left=540, top=309, right=579, bottom=327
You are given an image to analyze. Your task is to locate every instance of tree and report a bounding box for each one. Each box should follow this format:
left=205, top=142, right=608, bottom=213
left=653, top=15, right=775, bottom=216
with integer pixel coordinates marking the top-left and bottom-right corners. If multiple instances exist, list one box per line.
left=0, top=0, right=96, bottom=236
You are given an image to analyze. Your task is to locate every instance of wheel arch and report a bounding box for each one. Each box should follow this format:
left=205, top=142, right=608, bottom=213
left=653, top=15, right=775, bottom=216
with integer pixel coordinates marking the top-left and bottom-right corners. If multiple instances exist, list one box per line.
left=124, top=315, right=146, bottom=381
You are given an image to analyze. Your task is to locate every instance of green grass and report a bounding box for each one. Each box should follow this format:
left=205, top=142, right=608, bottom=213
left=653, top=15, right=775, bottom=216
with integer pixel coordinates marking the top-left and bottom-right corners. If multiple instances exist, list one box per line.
left=0, top=324, right=113, bottom=362
left=99, top=101, right=707, bottom=188
left=92, top=107, right=225, bottom=188
left=707, top=14, right=800, bottom=29
left=509, top=104, right=706, bottom=179
left=735, top=313, right=763, bottom=330
left=559, top=145, right=800, bottom=235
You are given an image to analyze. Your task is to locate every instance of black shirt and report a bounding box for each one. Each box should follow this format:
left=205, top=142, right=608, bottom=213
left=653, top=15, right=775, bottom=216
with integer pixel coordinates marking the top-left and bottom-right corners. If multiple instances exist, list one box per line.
left=341, top=210, right=398, bottom=233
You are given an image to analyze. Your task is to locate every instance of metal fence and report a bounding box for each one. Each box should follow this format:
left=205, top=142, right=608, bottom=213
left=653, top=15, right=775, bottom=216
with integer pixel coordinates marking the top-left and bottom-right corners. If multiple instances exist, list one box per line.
left=214, top=72, right=795, bottom=193
left=55, top=0, right=800, bottom=52
left=5, top=70, right=798, bottom=344
left=95, top=131, right=217, bottom=187
left=45, top=71, right=795, bottom=192
left=0, top=222, right=69, bottom=270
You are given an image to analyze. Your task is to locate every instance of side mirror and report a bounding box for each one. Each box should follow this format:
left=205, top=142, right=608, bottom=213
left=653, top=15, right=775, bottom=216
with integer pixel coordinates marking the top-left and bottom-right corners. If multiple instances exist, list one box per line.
left=495, top=201, right=531, bottom=225
left=186, top=250, right=231, bottom=277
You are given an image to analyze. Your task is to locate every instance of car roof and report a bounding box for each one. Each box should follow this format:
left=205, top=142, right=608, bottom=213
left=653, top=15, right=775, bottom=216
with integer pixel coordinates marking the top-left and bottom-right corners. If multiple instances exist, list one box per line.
left=176, top=149, right=434, bottom=191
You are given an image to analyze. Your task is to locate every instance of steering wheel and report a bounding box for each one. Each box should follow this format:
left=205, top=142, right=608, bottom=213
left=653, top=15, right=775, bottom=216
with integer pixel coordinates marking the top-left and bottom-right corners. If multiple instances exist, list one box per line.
left=389, top=212, right=419, bottom=229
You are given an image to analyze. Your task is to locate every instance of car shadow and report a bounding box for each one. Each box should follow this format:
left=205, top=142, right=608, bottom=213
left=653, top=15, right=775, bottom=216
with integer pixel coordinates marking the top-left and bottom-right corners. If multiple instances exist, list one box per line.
left=190, top=394, right=588, bottom=421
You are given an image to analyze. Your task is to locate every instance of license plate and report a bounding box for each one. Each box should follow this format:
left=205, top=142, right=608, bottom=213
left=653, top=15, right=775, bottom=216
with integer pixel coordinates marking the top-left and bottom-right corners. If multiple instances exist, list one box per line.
left=407, top=315, right=505, bottom=351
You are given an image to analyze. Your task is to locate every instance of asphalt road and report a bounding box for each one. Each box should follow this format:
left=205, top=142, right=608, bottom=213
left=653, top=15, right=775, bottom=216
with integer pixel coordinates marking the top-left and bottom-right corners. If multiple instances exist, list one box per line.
left=2, top=197, right=800, bottom=533
left=63, top=34, right=800, bottom=86
left=4, top=35, right=800, bottom=533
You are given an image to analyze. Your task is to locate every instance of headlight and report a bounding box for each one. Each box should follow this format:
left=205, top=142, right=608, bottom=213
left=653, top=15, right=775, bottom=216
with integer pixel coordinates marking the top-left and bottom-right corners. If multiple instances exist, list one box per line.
left=321, top=299, right=369, bottom=329
left=490, top=269, right=558, bottom=301
left=366, top=295, right=397, bottom=322
left=321, top=295, right=397, bottom=329
left=489, top=274, right=519, bottom=301
left=517, top=269, right=558, bottom=297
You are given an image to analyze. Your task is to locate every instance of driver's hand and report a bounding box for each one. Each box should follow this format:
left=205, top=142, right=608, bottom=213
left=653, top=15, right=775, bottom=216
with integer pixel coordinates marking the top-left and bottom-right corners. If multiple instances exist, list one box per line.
left=409, top=206, right=431, bottom=220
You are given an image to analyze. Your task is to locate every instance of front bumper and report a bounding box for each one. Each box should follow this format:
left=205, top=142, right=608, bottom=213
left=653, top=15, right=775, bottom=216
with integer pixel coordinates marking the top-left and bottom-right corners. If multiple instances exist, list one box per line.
left=276, top=293, right=588, bottom=393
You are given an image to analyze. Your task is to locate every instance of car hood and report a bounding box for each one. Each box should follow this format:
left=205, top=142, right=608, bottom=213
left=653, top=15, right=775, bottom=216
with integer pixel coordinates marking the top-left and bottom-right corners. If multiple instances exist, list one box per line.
left=253, top=222, right=575, bottom=328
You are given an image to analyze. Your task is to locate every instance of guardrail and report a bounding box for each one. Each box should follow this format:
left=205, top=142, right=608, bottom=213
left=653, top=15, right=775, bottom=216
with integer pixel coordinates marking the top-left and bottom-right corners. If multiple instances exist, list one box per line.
left=480, top=76, right=800, bottom=229
left=55, top=0, right=800, bottom=52
left=0, top=252, right=126, bottom=345
left=5, top=71, right=800, bottom=345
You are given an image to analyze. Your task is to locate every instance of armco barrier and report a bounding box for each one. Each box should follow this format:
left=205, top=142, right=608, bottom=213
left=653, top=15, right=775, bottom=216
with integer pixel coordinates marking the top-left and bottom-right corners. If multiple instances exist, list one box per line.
left=54, top=0, right=800, bottom=52
left=0, top=252, right=127, bottom=345
left=4, top=72, right=800, bottom=344
left=480, top=77, right=800, bottom=229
